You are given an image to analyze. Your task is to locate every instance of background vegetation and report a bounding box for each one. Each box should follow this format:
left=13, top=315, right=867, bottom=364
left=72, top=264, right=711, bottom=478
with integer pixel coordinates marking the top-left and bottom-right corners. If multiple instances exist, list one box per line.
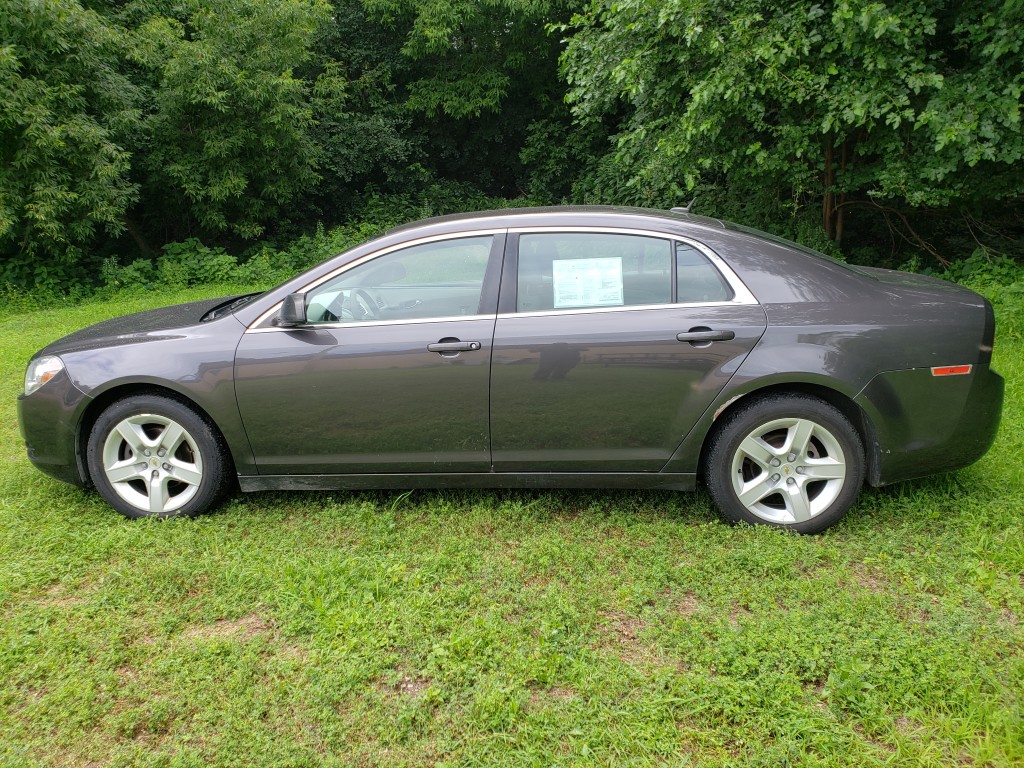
left=2, top=0, right=1023, bottom=294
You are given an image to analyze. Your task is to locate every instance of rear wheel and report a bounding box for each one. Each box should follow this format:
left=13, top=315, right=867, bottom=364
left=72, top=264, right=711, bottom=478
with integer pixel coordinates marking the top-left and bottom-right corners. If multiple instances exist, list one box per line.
left=704, top=394, right=864, bottom=533
left=87, top=394, right=231, bottom=518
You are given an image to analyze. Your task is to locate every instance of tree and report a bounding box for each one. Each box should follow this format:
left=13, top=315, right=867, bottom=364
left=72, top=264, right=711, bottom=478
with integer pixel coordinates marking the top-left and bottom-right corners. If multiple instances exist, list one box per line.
left=298, top=0, right=416, bottom=220
left=561, top=0, right=1024, bottom=252
left=361, top=0, right=575, bottom=196
left=0, top=0, right=139, bottom=288
left=128, top=0, right=329, bottom=241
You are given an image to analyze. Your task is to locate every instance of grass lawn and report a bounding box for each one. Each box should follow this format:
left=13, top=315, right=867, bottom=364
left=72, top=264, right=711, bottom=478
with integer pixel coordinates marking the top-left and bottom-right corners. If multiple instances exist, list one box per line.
left=0, top=288, right=1021, bottom=767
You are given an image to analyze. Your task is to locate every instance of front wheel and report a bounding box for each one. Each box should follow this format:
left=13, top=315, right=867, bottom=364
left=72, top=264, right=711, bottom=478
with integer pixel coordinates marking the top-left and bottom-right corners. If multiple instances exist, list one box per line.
left=703, top=394, right=864, bottom=534
left=87, top=394, right=231, bottom=519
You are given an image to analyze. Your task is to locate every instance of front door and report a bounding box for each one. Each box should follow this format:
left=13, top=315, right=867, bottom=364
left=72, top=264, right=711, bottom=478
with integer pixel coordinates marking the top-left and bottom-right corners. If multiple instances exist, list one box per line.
left=234, top=235, right=500, bottom=475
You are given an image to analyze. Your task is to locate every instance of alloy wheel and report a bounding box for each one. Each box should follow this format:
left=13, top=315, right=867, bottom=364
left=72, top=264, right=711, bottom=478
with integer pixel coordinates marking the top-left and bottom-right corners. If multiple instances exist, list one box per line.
left=729, top=416, right=847, bottom=524
left=101, top=413, right=204, bottom=515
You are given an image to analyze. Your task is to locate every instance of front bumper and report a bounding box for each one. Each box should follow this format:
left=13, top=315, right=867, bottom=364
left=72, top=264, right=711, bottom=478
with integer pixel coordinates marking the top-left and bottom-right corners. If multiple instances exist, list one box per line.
left=17, top=370, right=91, bottom=487
left=855, top=365, right=1004, bottom=486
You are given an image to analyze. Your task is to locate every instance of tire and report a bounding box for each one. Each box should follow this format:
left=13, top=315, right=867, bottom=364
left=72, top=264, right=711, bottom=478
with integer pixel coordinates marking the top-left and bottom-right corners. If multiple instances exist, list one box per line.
left=86, top=394, right=232, bottom=519
left=703, top=393, right=864, bottom=534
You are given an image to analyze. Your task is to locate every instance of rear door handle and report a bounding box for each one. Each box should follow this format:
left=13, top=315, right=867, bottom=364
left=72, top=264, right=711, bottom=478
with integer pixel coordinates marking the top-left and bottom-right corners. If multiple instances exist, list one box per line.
left=427, top=340, right=481, bottom=353
left=676, top=329, right=736, bottom=343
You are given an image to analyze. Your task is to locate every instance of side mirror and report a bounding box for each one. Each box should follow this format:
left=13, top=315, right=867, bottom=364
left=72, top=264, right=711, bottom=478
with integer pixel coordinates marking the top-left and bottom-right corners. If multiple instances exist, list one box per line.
left=274, top=293, right=307, bottom=327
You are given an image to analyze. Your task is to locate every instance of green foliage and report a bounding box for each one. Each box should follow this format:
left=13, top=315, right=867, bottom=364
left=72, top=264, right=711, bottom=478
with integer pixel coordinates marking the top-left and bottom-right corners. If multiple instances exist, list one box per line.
left=358, top=0, right=576, bottom=197
left=519, top=113, right=609, bottom=203
left=302, top=2, right=415, bottom=213
left=2, top=0, right=1022, bottom=290
left=0, top=0, right=139, bottom=289
left=99, top=237, right=287, bottom=293
left=98, top=255, right=155, bottom=291
left=90, top=187, right=506, bottom=297
left=363, top=0, right=567, bottom=119
left=560, top=0, right=1024, bottom=238
left=944, top=249, right=1024, bottom=287
left=943, top=248, right=1024, bottom=340
left=825, top=657, right=881, bottom=722
left=156, top=239, right=238, bottom=287
left=128, top=0, right=329, bottom=239
left=357, top=180, right=514, bottom=223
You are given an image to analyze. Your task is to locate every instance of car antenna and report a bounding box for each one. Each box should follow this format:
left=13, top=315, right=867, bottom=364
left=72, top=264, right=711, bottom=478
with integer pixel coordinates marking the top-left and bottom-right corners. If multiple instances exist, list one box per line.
left=670, top=198, right=697, bottom=214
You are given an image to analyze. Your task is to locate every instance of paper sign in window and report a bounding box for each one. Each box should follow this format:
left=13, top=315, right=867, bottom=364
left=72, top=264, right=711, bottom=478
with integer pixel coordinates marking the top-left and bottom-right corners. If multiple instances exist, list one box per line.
left=552, top=257, right=624, bottom=308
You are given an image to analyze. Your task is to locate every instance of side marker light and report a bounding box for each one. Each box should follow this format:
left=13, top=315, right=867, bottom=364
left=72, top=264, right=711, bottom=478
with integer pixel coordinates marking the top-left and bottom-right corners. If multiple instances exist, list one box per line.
left=931, top=365, right=972, bottom=376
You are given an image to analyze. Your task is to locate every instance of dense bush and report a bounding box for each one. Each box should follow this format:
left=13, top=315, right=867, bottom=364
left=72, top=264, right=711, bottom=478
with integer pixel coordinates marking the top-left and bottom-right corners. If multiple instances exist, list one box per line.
left=943, top=250, right=1024, bottom=341
left=91, top=184, right=516, bottom=297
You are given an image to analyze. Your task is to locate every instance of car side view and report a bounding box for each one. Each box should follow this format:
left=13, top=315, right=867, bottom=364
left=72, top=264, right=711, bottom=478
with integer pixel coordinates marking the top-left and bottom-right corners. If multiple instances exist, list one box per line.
left=18, top=207, right=1003, bottom=533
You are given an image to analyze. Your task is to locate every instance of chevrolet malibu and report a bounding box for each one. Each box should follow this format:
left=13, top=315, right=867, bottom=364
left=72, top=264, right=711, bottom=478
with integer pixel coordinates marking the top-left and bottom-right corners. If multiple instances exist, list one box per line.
left=18, top=207, right=1003, bottom=533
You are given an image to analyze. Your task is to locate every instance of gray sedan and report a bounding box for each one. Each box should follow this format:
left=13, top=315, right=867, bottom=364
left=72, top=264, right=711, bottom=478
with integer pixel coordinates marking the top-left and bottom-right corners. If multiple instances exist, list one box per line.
left=18, top=207, right=1003, bottom=533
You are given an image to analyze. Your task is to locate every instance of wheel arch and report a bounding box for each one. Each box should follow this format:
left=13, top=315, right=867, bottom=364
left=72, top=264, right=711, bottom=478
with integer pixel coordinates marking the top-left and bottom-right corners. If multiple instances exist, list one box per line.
left=76, top=383, right=236, bottom=486
left=696, top=381, right=881, bottom=486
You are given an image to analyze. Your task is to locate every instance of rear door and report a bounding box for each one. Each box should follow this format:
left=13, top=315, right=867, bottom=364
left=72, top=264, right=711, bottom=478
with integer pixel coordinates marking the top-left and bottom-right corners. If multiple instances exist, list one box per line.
left=489, top=230, right=767, bottom=471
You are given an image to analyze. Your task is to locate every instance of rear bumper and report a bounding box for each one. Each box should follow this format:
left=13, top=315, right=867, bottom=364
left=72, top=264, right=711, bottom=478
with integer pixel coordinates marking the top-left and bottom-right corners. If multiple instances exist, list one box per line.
left=856, top=365, right=1003, bottom=486
left=17, top=371, right=90, bottom=487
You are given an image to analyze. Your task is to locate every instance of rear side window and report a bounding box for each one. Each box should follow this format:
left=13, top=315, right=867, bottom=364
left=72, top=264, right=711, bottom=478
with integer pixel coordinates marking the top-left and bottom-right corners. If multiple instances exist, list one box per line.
left=515, top=233, right=734, bottom=311
left=677, top=243, right=733, bottom=303
left=517, top=233, right=672, bottom=312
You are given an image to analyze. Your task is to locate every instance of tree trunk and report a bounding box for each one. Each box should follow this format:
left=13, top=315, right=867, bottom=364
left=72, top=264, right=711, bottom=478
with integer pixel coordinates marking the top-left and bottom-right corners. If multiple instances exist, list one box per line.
left=120, top=216, right=156, bottom=256
left=835, top=139, right=848, bottom=245
left=823, top=139, right=834, bottom=239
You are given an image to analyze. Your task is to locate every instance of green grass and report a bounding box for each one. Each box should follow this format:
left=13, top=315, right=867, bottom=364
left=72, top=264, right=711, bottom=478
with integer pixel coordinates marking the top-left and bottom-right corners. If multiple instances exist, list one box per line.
left=0, top=288, right=1022, bottom=767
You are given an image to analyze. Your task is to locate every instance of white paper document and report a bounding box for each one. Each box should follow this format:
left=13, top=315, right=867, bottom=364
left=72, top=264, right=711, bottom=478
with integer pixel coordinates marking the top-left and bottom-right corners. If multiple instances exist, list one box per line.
left=551, top=257, right=624, bottom=308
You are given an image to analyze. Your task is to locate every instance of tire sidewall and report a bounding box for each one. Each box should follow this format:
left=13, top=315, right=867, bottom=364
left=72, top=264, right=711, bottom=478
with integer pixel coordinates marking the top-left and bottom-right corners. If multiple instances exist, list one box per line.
left=87, top=394, right=228, bottom=519
left=704, top=394, right=865, bottom=534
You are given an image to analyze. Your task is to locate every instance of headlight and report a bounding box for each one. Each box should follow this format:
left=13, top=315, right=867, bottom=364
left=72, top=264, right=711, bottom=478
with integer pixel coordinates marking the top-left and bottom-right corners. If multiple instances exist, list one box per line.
left=24, top=356, right=64, bottom=396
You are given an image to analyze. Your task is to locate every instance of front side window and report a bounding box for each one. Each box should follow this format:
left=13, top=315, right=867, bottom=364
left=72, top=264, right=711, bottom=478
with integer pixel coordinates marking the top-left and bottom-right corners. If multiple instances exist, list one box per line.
left=517, top=233, right=672, bottom=312
left=305, top=236, right=493, bottom=323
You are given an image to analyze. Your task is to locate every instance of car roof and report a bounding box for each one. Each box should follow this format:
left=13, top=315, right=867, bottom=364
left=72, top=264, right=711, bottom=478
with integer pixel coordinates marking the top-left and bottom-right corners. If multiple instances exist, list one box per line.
left=385, top=205, right=728, bottom=236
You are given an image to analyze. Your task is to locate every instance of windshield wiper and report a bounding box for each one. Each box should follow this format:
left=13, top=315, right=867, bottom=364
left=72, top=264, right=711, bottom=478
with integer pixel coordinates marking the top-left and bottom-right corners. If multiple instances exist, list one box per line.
left=202, top=293, right=263, bottom=322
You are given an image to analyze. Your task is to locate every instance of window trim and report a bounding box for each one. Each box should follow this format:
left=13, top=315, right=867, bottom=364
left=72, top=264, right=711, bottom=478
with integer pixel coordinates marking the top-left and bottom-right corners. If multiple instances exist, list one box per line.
left=246, top=225, right=758, bottom=333
left=497, top=226, right=756, bottom=318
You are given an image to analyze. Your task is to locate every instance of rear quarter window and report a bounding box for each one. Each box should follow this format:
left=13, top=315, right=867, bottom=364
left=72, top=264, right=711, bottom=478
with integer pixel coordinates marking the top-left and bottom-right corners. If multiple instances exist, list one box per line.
left=677, top=243, right=733, bottom=303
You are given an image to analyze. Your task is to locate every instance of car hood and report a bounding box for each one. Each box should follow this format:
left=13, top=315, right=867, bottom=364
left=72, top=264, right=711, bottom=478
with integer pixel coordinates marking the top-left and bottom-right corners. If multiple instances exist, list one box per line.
left=39, top=296, right=242, bottom=356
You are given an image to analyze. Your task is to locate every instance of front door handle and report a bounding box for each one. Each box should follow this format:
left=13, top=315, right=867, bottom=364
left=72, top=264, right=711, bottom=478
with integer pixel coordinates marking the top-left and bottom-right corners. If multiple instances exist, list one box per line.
left=427, top=340, right=481, bottom=353
left=676, top=328, right=736, bottom=343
